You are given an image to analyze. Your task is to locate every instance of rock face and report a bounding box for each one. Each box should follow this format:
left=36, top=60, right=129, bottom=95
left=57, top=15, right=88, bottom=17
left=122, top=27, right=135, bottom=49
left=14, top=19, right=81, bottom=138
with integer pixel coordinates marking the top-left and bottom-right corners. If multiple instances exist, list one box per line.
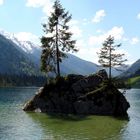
left=23, top=69, right=130, bottom=116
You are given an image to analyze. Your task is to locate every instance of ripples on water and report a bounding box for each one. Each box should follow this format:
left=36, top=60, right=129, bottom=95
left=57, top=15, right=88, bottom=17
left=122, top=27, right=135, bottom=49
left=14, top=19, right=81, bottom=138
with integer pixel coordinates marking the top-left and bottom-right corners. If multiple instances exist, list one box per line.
left=0, top=88, right=140, bottom=140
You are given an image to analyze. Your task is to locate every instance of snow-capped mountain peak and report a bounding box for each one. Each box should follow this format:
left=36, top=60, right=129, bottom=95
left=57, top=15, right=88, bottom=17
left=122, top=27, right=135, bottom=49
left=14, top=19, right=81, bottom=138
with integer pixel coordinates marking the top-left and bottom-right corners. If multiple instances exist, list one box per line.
left=0, top=30, right=41, bottom=54
left=18, top=40, right=41, bottom=53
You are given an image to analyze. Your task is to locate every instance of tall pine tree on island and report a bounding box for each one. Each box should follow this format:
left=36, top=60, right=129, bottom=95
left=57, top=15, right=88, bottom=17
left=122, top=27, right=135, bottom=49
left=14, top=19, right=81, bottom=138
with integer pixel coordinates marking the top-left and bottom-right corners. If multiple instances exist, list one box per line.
left=40, top=0, right=78, bottom=77
left=97, top=35, right=127, bottom=82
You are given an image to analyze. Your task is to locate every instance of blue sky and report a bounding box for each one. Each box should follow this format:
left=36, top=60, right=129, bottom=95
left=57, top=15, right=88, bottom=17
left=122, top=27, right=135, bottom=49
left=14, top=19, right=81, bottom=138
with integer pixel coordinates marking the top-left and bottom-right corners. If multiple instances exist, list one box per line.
left=0, top=0, right=140, bottom=64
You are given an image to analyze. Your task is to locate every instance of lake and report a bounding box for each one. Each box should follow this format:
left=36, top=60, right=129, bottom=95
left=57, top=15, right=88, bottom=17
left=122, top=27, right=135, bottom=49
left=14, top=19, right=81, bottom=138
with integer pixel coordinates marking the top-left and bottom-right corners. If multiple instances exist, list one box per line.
left=0, top=88, right=140, bottom=140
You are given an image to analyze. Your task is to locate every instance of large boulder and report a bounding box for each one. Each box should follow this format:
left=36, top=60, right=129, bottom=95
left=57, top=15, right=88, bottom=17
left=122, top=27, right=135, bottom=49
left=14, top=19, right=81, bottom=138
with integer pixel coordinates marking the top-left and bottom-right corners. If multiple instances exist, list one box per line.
left=23, top=69, right=130, bottom=117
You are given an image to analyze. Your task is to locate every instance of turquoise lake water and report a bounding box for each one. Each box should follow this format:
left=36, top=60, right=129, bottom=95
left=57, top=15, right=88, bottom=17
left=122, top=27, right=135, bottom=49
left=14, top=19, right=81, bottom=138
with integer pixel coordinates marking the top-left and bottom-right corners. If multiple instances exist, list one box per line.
left=0, top=88, right=140, bottom=140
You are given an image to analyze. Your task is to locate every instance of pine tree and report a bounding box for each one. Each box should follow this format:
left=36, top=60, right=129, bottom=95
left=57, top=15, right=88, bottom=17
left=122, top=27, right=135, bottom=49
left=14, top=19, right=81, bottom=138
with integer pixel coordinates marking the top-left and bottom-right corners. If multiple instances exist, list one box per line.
left=97, top=35, right=127, bottom=81
left=40, top=0, right=77, bottom=77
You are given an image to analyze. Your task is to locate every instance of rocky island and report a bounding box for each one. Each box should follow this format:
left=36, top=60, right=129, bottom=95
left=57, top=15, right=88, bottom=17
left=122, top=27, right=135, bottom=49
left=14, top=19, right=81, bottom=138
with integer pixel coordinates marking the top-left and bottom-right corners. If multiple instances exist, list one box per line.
left=23, top=69, right=130, bottom=117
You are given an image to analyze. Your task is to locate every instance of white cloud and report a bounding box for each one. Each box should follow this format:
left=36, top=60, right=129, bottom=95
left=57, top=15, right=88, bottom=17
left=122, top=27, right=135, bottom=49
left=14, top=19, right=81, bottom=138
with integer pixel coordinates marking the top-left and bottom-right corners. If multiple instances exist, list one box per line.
left=115, top=49, right=130, bottom=57
left=96, top=29, right=104, bottom=34
left=89, top=26, right=124, bottom=46
left=70, top=25, right=83, bottom=38
left=122, top=37, right=129, bottom=42
left=89, top=36, right=103, bottom=46
left=92, top=10, right=106, bottom=23
left=0, top=0, right=4, bottom=5
left=26, top=0, right=53, bottom=16
left=137, top=13, right=140, bottom=19
left=69, top=38, right=99, bottom=64
left=76, top=40, right=86, bottom=48
left=15, top=32, right=39, bottom=43
left=42, top=2, right=53, bottom=16
left=72, top=39, right=100, bottom=64
left=130, top=37, right=139, bottom=45
left=67, top=19, right=83, bottom=38
left=41, top=16, right=48, bottom=23
left=75, top=47, right=100, bottom=64
left=107, top=27, right=124, bottom=40
left=82, top=18, right=90, bottom=25
left=68, top=20, right=79, bottom=25
left=26, top=0, right=46, bottom=7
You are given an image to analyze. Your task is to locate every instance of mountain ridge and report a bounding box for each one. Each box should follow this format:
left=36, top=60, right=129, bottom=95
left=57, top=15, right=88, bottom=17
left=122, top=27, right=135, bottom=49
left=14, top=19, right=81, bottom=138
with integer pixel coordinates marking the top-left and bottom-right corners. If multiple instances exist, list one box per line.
left=120, top=59, right=140, bottom=78
left=0, top=30, right=129, bottom=77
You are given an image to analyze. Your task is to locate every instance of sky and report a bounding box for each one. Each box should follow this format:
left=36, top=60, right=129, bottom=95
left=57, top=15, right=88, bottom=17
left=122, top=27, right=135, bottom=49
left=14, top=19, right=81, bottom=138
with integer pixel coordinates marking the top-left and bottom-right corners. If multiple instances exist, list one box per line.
left=0, top=0, right=140, bottom=64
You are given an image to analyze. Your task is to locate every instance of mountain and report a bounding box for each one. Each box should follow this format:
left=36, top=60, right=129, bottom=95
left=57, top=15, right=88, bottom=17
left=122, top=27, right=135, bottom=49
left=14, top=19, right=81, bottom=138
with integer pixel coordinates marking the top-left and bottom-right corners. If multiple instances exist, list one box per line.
left=61, top=54, right=99, bottom=75
left=117, top=59, right=140, bottom=88
left=123, top=61, right=140, bottom=88
left=0, top=33, right=41, bottom=75
left=0, top=30, right=125, bottom=78
left=120, top=59, right=140, bottom=78
left=0, top=30, right=99, bottom=76
left=0, top=31, right=47, bottom=86
left=0, top=30, right=41, bottom=65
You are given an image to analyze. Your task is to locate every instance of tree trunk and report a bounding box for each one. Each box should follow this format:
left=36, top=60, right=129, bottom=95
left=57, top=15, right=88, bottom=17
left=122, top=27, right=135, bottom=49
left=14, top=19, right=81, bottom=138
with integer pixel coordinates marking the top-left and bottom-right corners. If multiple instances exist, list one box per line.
left=56, top=20, right=60, bottom=77
left=109, top=44, right=112, bottom=83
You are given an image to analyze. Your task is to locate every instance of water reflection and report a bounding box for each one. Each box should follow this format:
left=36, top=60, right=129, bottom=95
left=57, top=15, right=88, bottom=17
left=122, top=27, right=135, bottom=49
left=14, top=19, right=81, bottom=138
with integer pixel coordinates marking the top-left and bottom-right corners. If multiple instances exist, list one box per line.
left=27, top=113, right=127, bottom=140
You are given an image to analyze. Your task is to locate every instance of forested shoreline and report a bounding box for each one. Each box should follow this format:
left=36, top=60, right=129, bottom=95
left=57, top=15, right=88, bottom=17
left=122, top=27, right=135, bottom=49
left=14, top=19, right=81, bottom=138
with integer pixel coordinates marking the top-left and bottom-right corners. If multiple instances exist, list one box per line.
left=0, top=74, right=46, bottom=87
